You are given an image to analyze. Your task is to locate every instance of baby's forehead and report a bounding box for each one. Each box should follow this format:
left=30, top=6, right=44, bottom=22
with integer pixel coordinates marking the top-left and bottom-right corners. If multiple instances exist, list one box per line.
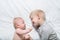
left=14, top=17, right=24, bottom=22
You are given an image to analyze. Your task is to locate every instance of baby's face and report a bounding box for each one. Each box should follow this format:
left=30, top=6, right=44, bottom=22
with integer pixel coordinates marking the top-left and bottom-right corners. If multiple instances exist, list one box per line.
left=15, top=18, right=26, bottom=29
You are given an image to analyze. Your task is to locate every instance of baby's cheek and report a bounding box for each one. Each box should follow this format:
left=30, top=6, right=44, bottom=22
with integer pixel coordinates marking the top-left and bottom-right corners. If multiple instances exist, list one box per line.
left=21, top=25, right=25, bottom=28
left=21, top=24, right=25, bottom=29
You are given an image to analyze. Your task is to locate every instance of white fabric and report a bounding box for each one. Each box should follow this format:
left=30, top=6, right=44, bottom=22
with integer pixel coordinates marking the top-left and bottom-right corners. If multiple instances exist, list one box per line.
left=0, top=0, right=60, bottom=40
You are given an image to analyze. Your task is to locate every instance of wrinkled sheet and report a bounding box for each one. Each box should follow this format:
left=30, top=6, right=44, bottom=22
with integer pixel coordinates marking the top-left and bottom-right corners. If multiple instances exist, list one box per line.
left=0, top=0, right=60, bottom=40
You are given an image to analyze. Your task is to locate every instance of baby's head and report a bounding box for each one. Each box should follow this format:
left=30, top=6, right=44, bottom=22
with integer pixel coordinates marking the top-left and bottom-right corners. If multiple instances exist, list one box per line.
left=13, top=17, right=26, bottom=30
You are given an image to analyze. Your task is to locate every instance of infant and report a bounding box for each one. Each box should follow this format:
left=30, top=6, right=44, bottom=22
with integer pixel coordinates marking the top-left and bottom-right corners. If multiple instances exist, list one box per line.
left=13, top=17, right=32, bottom=40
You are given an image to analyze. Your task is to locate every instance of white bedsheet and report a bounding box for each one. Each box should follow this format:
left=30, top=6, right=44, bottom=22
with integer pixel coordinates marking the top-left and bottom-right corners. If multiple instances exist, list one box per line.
left=0, top=0, right=60, bottom=40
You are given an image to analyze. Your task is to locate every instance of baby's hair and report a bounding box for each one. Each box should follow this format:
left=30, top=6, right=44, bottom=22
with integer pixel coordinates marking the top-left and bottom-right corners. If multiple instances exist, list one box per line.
left=29, top=9, right=46, bottom=20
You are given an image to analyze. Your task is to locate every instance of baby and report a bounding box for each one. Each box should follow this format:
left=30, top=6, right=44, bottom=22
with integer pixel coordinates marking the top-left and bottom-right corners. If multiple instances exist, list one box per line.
left=13, top=17, right=32, bottom=40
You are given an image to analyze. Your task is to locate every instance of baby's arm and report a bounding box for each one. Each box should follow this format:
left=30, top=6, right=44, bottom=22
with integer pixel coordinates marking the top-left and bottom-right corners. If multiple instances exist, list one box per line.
left=15, top=28, right=32, bottom=40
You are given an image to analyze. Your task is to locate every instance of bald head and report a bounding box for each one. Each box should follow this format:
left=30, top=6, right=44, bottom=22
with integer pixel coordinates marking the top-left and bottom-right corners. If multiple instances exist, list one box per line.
left=13, top=17, right=26, bottom=29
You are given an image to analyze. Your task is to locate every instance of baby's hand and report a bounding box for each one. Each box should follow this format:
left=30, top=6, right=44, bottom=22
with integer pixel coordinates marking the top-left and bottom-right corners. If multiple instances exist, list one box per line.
left=23, top=34, right=32, bottom=40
